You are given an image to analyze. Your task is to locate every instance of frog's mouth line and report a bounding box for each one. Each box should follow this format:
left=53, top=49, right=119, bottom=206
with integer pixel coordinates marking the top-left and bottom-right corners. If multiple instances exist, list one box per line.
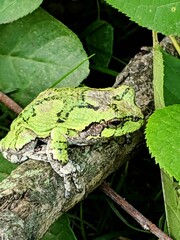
left=81, top=116, right=143, bottom=136
left=106, top=116, right=142, bottom=128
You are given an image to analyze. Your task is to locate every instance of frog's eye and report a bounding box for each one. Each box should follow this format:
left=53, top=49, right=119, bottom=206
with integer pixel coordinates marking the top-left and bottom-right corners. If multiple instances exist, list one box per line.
left=108, top=119, right=123, bottom=128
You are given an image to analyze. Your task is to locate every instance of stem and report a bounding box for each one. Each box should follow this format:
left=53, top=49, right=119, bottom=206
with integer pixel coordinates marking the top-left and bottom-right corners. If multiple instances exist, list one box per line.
left=169, top=35, right=180, bottom=56
left=100, top=181, right=173, bottom=240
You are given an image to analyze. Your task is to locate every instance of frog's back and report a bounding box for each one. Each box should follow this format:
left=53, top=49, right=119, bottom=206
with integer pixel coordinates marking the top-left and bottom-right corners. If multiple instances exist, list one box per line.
left=14, top=87, right=89, bottom=133
left=35, top=87, right=88, bottom=105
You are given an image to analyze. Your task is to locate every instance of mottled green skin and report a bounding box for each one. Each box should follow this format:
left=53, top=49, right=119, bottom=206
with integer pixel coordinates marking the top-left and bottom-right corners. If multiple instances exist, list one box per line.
left=0, top=86, right=144, bottom=164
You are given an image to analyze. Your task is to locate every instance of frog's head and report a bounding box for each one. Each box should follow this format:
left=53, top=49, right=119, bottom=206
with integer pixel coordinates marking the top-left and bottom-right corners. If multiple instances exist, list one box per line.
left=85, top=85, right=144, bottom=138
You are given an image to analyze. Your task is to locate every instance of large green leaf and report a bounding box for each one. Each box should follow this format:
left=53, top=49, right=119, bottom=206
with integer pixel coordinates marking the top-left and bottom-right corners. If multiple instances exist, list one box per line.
left=0, top=0, right=43, bottom=24
left=145, top=104, right=180, bottom=182
left=0, top=8, right=89, bottom=106
left=105, top=0, right=180, bottom=35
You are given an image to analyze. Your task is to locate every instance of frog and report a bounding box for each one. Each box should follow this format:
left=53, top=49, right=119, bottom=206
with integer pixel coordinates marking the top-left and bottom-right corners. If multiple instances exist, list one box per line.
left=0, top=86, right=144, bottom=196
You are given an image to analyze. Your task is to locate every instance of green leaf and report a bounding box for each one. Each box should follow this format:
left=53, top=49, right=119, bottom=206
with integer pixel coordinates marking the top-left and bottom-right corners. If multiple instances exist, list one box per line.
left=145, top=105, right=180, bottom=181
left=0, top=8, right=89, bottom=106
left=83, top=20, right=114, bottom=68
left=0, top=0, right=43, bottom=24
left=105, top=0, right=180, bottom=35
left=42, top=214, right=77, bottom=240
left=0, top=154, right=17, bottom=182
left=161, top=171, right=180, bottom=239
left=162, top=50, right=180, bottom=105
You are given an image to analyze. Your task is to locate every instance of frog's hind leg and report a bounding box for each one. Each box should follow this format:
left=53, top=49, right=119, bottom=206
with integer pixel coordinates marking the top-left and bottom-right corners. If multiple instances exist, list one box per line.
left=14, top=127, right=37, bottom=151
left=0, top=127, right=37, bottom=163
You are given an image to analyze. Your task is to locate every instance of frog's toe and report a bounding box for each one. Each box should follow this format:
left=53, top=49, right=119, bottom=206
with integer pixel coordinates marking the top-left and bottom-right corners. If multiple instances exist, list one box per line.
left=48, top=158, right=85, bottom=198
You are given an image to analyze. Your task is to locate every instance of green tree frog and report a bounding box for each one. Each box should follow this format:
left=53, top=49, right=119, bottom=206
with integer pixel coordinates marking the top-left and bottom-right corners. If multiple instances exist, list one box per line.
left=0, top=86, right=144, bottom=196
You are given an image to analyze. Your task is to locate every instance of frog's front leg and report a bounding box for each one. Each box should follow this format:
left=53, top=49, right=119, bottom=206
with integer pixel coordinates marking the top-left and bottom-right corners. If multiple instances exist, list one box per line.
left=47, top=127, right=69, bottom=164
left=47, top=128, right=83, bottom=198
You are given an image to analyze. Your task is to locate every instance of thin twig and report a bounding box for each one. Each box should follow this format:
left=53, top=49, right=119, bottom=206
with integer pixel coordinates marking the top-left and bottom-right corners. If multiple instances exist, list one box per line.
left=100, top=181, right=173, bottom=240
left=169, top=35, right=180, bottom=56
left=0, top=92, right=22, bottom=114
